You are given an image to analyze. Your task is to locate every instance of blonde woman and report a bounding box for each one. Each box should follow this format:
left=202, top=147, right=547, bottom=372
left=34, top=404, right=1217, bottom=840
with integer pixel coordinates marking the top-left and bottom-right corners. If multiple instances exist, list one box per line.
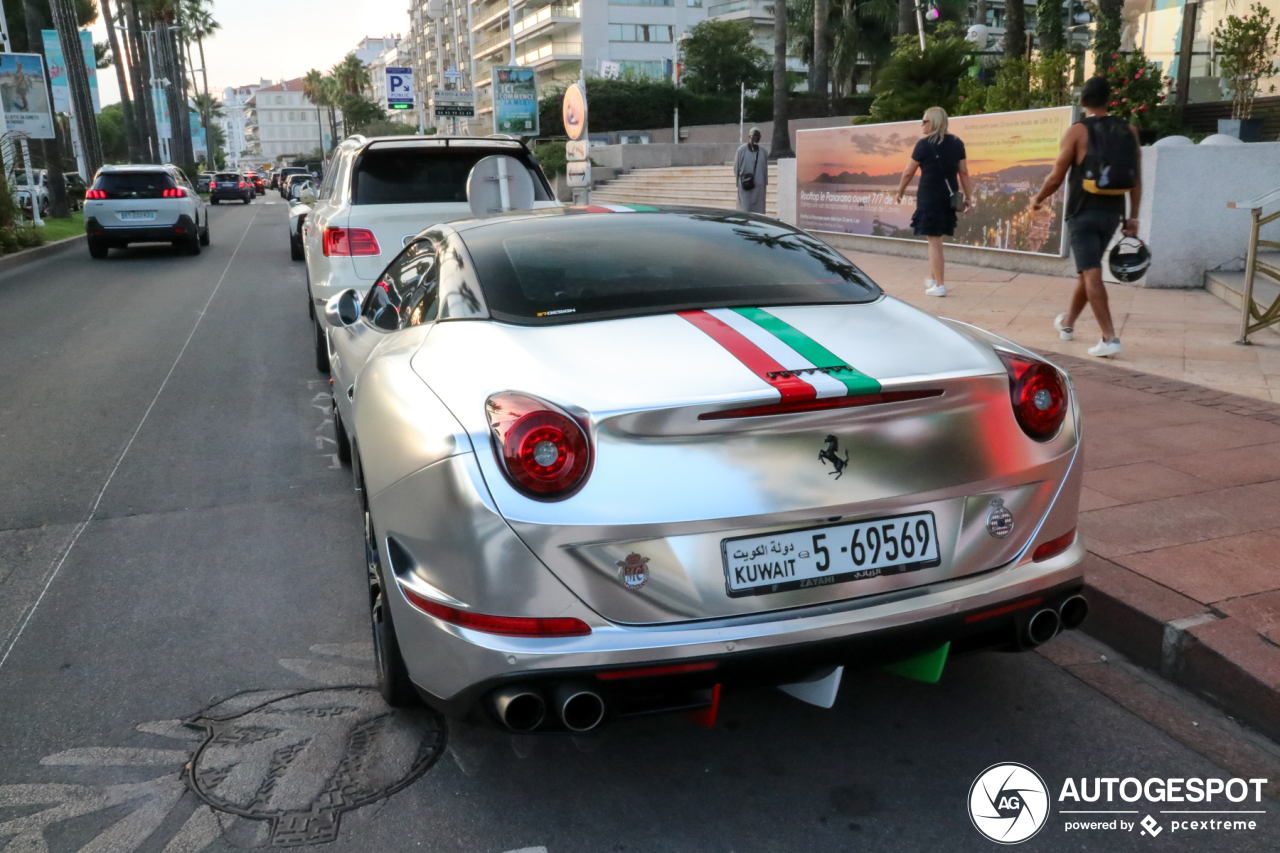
left=895, top=107, right=973, bottom=297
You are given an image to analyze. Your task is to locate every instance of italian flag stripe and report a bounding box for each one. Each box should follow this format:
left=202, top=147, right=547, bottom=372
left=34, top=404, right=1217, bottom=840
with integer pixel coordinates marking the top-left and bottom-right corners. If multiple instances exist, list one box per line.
left=731, top=307, right=882, bottom=396
left=679, top=311, right=817, bottom=402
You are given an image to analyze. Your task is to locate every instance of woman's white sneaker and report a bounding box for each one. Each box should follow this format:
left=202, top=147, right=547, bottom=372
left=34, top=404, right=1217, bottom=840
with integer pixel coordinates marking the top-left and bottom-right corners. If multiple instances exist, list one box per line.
left=1088, top=338, right=1122, bottom=357
left=925, top=279, right=947, bottom=297
left=1054, top=314, right=1073, bottom=341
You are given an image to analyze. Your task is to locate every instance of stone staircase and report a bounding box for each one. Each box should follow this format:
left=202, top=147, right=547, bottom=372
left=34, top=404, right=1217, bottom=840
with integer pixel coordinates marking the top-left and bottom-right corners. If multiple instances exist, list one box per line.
left=1205, top=251, right=1280, bottom=330
left=591, top=165, right=779, bottom=216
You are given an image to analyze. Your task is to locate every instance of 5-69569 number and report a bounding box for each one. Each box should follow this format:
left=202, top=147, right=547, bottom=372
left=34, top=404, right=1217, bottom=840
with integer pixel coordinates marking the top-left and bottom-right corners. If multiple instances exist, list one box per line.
left=721, top=512, right=941, bottom=597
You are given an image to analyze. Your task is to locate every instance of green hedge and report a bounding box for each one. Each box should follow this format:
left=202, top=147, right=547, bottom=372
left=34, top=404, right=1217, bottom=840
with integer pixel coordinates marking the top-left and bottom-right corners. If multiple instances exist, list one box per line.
left=537, top=79, right=873, bottom=135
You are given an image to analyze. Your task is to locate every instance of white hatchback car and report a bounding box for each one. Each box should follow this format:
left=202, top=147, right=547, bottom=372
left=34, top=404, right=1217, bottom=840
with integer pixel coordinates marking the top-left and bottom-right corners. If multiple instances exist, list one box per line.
left=84, top=165, right=210, bottom=259
left=302, top=135, right=559, bottom=371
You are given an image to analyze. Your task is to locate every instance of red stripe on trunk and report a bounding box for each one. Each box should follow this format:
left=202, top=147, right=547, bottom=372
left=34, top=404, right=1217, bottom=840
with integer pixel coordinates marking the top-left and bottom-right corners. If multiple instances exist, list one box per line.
left=679, top=310, right=816, bottom=402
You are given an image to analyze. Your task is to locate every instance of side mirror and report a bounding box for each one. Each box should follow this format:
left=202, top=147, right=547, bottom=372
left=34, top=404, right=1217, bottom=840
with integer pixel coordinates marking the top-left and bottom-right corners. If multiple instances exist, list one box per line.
left=324, top=289, right=361, bottom=328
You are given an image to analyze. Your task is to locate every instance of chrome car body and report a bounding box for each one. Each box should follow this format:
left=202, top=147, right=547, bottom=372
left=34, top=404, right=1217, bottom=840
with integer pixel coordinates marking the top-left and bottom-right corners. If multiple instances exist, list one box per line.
left=325, top=208, right=1086, bottom=731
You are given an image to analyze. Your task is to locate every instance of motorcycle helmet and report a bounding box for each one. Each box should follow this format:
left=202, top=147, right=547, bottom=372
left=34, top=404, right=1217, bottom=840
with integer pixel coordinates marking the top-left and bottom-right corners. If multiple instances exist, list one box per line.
left=1109, top=237, right=1151, bottom=283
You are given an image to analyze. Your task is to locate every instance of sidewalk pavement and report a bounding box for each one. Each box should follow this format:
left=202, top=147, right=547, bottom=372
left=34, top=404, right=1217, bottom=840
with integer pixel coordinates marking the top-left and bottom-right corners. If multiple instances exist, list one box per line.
left=845, top=250, right=1280, bottom=742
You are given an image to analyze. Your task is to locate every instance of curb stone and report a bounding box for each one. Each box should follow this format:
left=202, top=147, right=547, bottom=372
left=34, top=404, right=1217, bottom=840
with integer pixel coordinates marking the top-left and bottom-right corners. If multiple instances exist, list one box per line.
left=0, top=233, right=84, bottom=275
left=1043, top=352, right=1280, bottom=744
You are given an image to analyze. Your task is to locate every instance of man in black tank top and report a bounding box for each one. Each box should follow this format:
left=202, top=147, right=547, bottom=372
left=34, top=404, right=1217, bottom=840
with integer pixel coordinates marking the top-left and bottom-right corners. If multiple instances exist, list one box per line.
left=1032, top=77, right=1142, bottom=358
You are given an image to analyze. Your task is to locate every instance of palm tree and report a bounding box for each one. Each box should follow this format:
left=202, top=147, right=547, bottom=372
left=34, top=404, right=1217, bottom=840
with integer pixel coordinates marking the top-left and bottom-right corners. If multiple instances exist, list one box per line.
left=304, top=69, right=336, bottom=153
left=332, top=54, right=372, bottom=97
left=19, top=0, right=71, bottom=214
left=771, top=0, right=794, bottom=158
left=100, top=0, right=143, bottom=162
left=183, top=0, right=220, bottom=105
left=813, top=0, right=829, bottom=108
left=124, top=0, right=160, bottom=160
left=49, top=0, right=103, bottom=175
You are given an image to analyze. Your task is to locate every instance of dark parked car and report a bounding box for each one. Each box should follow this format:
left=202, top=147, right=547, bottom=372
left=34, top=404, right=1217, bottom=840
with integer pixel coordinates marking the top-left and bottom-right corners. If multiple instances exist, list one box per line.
left=196, top=172, right=215, bottom=194
left=245, top=171, right=265, bottom=194
left=276, top=166, right=310, bottom=198
left=209, top=171, right=252, bottom=204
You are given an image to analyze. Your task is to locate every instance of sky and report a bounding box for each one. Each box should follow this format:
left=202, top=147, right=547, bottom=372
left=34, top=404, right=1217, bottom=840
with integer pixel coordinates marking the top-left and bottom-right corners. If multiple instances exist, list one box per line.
left=88, top=0, right=411, bottom=105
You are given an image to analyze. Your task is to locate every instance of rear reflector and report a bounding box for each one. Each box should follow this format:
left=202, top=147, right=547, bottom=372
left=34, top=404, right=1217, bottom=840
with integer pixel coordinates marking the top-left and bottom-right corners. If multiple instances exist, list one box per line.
left=963, top=597, right=1044, bottom=624
left=402, top=588, right=592, bottom=637
left=1033, top=528, right=1076, bottom=562
left=595, top=661, right=719, bottom=681
left=700, top=389, right=944, bottom=420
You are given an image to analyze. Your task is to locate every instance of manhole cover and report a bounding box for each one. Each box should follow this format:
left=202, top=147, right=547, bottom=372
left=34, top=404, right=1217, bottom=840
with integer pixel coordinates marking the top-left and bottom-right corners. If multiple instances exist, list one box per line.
left=187, top=687, right=445, bottom=847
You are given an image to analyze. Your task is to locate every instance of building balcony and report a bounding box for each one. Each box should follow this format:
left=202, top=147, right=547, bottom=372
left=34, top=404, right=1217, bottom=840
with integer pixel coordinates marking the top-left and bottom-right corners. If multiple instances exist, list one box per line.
left=706, top=0, right=768, bottom=18
left=474, top=0, right=528, bottom=31
left=515, top=39, right=582, bottom=67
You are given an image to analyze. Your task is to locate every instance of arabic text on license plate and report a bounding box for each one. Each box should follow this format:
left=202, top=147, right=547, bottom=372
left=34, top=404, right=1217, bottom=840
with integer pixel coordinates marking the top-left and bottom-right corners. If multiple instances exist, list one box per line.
left=721, top=512, right=940, bottom=598
left=119, top=211, right=156, bottom=221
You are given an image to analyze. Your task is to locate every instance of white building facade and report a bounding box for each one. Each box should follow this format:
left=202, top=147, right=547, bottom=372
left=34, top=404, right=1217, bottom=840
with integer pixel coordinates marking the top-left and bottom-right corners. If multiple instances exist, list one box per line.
left=404, top=0, right=708, bottom=134
left=245, top=79, right=334, bottom=163
left=221, top=80, right=269, bottom=171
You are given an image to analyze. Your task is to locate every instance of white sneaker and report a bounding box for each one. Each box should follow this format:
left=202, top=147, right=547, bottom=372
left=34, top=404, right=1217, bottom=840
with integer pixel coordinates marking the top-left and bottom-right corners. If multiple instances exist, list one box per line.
left=925, top=279, right=946, bottom=297
left=1088, top=338, right=1122, bottom=357
left=1054, top=313, right=1073, bottom=341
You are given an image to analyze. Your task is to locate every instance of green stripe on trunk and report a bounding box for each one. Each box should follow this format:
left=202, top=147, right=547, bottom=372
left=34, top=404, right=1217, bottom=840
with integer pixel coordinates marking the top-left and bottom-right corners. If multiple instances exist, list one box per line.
left=731, top=307, right=881, bottom=395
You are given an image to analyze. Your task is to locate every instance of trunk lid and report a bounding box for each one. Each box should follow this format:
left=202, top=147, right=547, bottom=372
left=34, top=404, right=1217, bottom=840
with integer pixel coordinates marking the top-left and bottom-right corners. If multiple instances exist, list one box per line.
left=414, top=299, right=1078, bottom=624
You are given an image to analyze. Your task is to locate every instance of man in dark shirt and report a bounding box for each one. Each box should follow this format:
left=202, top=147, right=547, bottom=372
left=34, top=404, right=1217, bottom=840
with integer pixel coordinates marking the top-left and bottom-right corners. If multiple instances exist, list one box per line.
left=1032, top=77, right=1141, bottom=358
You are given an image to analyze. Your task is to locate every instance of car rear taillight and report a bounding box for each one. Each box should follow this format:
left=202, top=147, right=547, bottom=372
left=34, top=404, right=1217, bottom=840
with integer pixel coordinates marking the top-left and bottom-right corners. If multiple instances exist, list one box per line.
left=238, top=181, right=245, bottom=188
left=486, top=392, right=591, bottom=499
left=85, top=189, right=106, bottom=199
left=322, top=226, right=381, bottom=257
left=401, top=588, right=591, bottom=637
left=997, top=351, right=1067, bottom=441
left=161, top=188, right=185, bottom=198
left=1032, top=528, right=1076, bottom=562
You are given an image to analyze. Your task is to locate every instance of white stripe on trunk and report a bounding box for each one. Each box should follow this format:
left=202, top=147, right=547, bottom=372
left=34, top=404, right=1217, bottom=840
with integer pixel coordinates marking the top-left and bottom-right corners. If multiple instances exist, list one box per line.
left=705, top=309, right=848, bottom=398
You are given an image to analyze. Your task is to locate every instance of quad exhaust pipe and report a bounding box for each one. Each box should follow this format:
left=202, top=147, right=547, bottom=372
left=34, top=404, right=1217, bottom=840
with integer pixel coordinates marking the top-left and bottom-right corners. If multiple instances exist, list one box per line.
left=490, top=683, right=607, bottom=733
left=1058, top=594, right=1089, bottom=630
left=1022, top=595, right=1088, bottom=647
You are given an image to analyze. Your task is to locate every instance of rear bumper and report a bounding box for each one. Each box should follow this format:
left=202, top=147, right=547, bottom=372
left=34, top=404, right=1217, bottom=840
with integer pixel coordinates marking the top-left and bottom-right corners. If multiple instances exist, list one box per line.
left=210, top=189, right=251, bottom=200
left=395, top=538, right=1086, bottom=719
left=87, top=215, right=197, bottom=244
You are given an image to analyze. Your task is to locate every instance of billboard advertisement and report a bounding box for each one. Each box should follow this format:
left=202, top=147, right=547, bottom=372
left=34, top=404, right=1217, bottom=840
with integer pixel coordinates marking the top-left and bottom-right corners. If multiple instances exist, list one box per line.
left=0, top=53, right=55, bottom=139
left=491, top=66, right=538, bottom=135
left=41, top=29, right=101, bottom=114
left=795, top=107, right=1075, bottom=257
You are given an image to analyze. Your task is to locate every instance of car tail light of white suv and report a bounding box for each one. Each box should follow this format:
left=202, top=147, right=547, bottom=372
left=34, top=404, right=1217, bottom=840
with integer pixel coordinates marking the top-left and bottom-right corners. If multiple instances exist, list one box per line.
left=323, top=226, right=381, bottom=257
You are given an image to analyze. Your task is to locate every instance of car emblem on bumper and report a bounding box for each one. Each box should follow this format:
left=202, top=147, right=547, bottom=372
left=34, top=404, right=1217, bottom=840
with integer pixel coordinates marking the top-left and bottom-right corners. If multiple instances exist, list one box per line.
left=818, top=434, right=849, bottom=479
left=987, top=498, right=1014, bottom=538
left=616, top=553, right=650, bottom=590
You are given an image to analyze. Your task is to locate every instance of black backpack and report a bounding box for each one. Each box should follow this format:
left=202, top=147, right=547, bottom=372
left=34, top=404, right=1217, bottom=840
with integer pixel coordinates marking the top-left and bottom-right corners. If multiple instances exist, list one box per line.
left=1080, top=116, right=1138, bottom=196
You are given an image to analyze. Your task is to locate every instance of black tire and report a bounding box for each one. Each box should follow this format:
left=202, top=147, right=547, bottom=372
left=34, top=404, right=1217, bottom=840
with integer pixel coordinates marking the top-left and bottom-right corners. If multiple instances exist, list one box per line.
left=242, top=197, right=250, bottom=205
left=186, top=232, right=201, bottom=255
left=211, top=197, right=219, bottom=205
left=200, top=220, right=210, bottom=246
left=364, top=485, right=417, bottom=707
left=87, top=239, right=108, bottom=259
left=290, top=234, right=304, bottom=261
left=314, top=318, right=330, bottom=373
left=334, top=402, right=353, bottom=466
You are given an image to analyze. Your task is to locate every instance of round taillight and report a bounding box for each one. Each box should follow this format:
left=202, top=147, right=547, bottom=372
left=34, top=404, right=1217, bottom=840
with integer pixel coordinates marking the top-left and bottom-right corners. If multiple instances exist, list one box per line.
left=999, top=352, right=1067, bottom=441
left=487, top=394, right=591, bottom=499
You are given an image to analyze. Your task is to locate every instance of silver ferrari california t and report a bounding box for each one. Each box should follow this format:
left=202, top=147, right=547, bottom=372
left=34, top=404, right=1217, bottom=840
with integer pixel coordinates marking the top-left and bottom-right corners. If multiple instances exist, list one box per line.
left=321, top=205, right=1086, bottom=733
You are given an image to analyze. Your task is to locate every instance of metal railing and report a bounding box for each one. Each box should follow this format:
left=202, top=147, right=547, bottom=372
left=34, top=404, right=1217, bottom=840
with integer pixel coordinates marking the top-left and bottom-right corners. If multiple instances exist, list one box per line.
left=707, top=0, right=752, bottom=14
left=1229, top=187, right=1280, bottom=343
left=515, top=40, right=582, bottom=65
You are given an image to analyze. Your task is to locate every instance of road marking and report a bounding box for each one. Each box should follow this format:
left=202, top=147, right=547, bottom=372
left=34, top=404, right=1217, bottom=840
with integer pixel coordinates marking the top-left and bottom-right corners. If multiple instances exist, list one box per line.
left=41, top=747, right=191, bottom=766
left=0, top=206, right=262, bottom=677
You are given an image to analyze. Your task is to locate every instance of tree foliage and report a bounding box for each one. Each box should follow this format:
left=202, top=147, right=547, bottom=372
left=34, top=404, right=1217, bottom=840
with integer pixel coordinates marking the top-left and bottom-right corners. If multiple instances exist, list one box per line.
left=867, top=26, right=972, bottom=121
left=954, top=52, right=1074, bottom=115
left=0, top=0, right=98, bottom=51
left=680, top=19, right=769, bottom=94
left=1213, top=2, right=1280, bottom=119
left=788, top=0, right=897, bottom=94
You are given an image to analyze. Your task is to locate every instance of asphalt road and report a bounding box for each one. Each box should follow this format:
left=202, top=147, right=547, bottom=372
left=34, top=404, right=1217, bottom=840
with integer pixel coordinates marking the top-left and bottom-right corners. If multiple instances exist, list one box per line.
left=0, top=198, right=1275, bottom=853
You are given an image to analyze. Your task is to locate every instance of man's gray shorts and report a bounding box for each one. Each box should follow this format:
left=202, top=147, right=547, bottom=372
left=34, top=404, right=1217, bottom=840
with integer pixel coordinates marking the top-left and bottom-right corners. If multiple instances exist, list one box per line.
left=1068, top=209, right=1123, bottom=273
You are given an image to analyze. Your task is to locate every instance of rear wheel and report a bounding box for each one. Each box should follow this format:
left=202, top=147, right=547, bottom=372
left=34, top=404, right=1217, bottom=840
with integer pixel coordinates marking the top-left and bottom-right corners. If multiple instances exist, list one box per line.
left=290, top=233, right=304, bottom=261
left=364, top=483, right=417, bottom=707
left=200, top=219, right=210, bottom=246
left=242, top=197, right=250, bottom=205
left=211, top=197, right=219, bottom=205
left=314, top=317, right=330, bottom=373
left=334, top=401, right=353, bottom=466
left=87, top=239, right=108, bottom=259
left=185, top=232, right=201, bottom=255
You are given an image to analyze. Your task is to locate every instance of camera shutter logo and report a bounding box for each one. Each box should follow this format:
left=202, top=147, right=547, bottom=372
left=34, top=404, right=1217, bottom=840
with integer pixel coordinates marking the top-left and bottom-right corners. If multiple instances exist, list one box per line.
left=968, top=762, right=1050, bottom=844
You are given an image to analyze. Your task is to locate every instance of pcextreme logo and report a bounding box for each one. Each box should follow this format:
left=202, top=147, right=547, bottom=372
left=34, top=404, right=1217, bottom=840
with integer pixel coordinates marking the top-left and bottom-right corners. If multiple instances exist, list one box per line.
left=969, top=764, right=1270, bottom=844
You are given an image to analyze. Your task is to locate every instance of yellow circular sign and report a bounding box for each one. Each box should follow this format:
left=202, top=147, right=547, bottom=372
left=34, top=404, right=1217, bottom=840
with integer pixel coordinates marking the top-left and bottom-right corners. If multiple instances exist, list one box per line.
left=562, top=83, right=587, bottom=141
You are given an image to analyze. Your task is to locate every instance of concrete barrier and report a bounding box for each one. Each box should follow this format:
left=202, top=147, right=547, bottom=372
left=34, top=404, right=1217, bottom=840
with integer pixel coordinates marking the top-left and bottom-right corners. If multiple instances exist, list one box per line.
left=590, top=143, right=740, bottom=170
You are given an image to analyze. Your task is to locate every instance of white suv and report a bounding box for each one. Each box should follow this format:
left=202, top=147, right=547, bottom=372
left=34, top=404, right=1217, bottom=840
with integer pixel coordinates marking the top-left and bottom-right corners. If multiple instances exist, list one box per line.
left=302, top=135, right=558, bottom=371
left=84, top=165, right=210, bottom=259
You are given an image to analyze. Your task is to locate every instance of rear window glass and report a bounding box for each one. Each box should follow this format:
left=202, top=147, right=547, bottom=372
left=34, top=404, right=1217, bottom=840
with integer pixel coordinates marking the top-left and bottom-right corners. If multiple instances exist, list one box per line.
left=462, top=211, right=881, bottom=325
left=215, top=173, right=240, bottom=181
left=93, top=172, right=176, bottom=195
left=352, top=147, right=551, bottom=205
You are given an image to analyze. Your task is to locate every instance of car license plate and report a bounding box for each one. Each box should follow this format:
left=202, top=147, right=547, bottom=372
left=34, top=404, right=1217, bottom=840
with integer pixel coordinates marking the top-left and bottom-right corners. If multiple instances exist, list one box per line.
left=721, top=512, right=941, bottom=598
left=119, top=210, right=156, bottom=221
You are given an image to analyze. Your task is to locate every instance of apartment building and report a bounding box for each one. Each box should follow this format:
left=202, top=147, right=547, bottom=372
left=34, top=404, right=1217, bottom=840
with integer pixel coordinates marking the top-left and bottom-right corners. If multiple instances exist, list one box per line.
left=245, top=79, right=334, bottom=162
left=221, top=80, right=270, bottom=171
left=404, top=0, right=707, bottom=133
